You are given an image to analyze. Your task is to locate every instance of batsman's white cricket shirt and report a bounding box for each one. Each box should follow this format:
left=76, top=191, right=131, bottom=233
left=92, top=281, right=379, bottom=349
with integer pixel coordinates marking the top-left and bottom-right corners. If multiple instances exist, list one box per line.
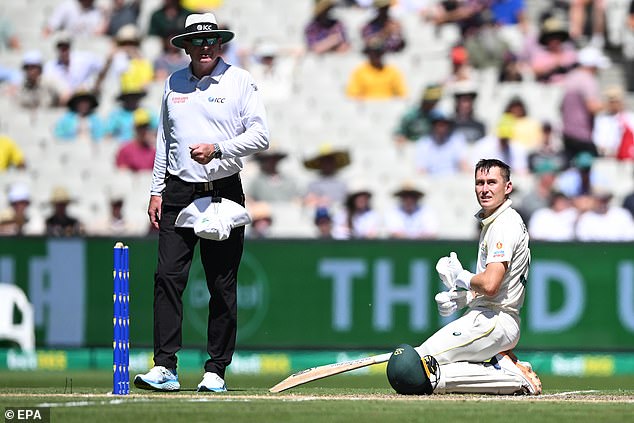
left=469, top=199, right=530, bottom=318
left=150, top=58, right=269, bottom=195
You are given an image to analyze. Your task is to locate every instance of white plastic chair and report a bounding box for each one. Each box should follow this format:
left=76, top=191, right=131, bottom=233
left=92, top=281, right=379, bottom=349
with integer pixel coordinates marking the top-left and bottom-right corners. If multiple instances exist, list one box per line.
left=0, top=283, right=35, bottom=351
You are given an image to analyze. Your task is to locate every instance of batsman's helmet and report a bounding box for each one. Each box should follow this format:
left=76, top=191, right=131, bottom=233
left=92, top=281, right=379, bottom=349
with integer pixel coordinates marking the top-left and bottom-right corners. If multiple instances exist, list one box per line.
left=386, top=344, right=440, bottom=395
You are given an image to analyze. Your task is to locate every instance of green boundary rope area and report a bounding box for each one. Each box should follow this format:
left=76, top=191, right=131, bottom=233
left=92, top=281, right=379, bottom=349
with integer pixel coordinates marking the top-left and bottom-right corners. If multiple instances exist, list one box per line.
left=2, top=349, right=634, bottom=377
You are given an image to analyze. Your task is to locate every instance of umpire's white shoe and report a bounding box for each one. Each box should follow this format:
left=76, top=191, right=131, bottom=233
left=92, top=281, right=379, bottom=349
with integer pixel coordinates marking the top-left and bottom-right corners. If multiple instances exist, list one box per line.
left=133, top=366, right=180, bottom=391
left=495, top=351, right=542, bottom=395
left=197, top=372, right=227, bottom=392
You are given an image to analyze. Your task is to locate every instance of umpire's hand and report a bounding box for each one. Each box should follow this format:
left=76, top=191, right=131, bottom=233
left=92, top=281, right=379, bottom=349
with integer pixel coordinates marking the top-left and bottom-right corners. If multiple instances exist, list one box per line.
left=189, top=143, right=215, bottom=165
left=148, top=195, right=162, bottom=229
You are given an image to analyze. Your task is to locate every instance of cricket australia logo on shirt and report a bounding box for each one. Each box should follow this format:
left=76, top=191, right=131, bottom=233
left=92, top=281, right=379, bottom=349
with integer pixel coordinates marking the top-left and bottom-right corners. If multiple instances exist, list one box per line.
left=493, top=241, right=505, bottom=258
left=208, top=97, right=226, bottom=103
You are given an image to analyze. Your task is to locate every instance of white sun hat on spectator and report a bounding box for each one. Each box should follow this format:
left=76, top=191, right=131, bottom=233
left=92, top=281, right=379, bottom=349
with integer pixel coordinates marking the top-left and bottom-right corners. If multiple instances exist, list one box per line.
left=254, top=41, right=279, bottom=58
left=22, top=51, right=43, bottom=68
left=8, top=183, right=30, bottom=204
left=577, top=46, right=610, bottom=69
left=175, top=197, right=251, bottom=241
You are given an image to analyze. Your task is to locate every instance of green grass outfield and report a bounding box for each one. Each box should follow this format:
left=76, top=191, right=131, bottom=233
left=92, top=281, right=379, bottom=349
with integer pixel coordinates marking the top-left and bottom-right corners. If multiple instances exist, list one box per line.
left=1, top=371, right=633, bottom=423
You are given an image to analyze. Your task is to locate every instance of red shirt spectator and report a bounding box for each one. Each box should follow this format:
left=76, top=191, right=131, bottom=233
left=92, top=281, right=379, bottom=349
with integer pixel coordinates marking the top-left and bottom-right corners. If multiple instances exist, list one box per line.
left=115, top=109, right=156, bottom=171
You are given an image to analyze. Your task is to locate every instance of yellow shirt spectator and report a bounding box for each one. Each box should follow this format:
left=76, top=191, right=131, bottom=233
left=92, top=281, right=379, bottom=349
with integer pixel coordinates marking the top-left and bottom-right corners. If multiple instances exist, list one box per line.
left=346, top=61, right=407, bottom=100
left=503, top=96, right=542, bottom=151
left=0, top=135, right=25, bottom=171
left=346, top=44, right=407, bottom=100
left=512, top=117, right=542, bottom=151
left=181, top=0, right=224, bottom=12
left=120, top=58, right=154, bottom=92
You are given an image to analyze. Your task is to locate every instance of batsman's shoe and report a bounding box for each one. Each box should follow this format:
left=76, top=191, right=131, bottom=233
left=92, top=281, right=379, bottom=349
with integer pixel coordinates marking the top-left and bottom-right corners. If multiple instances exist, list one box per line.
left=133, top=366, right=180, bottom=391
left=495, top=351, right=542, bottom=395
left=197, top=372, right=227, bottom=392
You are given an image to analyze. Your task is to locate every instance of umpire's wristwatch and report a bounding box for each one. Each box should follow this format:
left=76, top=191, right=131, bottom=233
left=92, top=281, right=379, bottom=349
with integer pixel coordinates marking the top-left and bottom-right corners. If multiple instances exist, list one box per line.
left=212, top=143, right=222, bottom=159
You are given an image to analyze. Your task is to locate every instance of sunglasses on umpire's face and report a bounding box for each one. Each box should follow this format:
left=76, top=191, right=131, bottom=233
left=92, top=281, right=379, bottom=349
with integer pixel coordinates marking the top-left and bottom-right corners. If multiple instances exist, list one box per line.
left=189, top=37, right=220, bottom=46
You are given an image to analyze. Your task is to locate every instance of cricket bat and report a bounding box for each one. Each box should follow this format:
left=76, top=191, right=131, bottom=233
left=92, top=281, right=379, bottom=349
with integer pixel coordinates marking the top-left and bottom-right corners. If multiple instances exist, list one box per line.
left=269, top=352, right=392, bottom=393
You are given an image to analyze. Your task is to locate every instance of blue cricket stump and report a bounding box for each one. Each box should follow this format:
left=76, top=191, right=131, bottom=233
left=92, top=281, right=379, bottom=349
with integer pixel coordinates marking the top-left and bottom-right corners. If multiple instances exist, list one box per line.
left=113, top=242, right=130, bottom=395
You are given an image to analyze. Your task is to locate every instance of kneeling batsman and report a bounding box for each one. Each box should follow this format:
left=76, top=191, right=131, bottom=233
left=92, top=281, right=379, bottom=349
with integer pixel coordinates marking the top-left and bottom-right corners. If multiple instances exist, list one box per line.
left=387, top=251, right=542, bottom=396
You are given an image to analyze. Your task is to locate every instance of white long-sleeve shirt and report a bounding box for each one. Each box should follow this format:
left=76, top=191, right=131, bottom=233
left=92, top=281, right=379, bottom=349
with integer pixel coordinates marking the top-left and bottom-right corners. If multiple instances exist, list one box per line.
left=150, top=58, right=269, bottom=195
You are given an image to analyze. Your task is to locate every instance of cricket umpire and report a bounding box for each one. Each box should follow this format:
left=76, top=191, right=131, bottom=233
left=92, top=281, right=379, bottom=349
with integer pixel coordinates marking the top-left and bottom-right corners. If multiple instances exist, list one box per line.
left=134, top=12, right=269, bottom=392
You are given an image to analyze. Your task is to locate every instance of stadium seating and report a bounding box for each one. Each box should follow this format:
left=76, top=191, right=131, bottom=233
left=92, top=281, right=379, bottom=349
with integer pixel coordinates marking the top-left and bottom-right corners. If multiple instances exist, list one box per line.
left=1, top=0, right=632, bottom=239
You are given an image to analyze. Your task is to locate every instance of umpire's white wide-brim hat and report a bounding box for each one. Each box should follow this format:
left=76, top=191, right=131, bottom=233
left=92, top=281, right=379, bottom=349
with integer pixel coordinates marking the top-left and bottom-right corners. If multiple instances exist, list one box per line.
left=175, top=197, right=251, bottom=241
left=170, top=13, right=235, bottom=49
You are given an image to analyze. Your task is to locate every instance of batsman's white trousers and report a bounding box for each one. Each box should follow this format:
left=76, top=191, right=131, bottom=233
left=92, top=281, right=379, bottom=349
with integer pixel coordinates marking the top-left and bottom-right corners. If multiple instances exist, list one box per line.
left=417, top=307, right=520, bottom=364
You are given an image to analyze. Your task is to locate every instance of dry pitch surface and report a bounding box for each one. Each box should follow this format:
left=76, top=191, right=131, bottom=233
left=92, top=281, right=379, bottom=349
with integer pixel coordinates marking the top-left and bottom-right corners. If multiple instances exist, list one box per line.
left=2, top=390, right=633, bottom=403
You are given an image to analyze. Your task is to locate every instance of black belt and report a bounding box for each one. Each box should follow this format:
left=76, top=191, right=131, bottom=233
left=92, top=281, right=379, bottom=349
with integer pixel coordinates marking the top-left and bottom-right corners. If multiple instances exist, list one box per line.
left=170, top=173, right=240, bottom=193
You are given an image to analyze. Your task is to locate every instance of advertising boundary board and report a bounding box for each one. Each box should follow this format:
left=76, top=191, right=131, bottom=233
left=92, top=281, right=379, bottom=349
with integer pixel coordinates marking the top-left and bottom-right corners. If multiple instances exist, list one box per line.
left=0, top=238, right=632, bottom=350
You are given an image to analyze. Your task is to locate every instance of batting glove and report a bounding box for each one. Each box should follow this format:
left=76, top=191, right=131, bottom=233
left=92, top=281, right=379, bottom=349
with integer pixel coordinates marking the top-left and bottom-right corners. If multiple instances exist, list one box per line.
left=455, top=269, right=475, bottom=291
left=453, top=288, right=474, bottom=310
left=434, top=291, right=457, bottom=317
left=434, top=290, right=474, bottom=317
left=436, top=251, right=465, bottom=290
left=447, top=251, right=463, bottom=276
left=435, top=256, right=455, bottom=290
left=448, top=252, right=475, bottom=290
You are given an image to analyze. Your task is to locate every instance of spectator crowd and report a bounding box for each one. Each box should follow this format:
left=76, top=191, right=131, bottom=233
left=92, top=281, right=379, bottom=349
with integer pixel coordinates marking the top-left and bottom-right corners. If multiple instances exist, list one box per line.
left=1, top=0, right=634, bottom=240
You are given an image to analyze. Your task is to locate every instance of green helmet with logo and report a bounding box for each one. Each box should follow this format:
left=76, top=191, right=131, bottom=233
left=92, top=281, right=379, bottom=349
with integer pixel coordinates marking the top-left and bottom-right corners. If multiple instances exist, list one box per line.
left=386, top=344, right=440, bottom=395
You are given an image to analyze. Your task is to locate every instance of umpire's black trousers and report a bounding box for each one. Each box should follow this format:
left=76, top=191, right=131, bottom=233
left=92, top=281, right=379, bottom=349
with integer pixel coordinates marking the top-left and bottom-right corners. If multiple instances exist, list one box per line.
left=154, top=173, right=245, bottom=378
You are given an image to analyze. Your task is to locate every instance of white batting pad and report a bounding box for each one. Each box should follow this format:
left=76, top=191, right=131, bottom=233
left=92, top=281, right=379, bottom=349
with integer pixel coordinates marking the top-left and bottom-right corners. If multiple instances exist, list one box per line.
left=434, top=361, right=525, bottom=395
